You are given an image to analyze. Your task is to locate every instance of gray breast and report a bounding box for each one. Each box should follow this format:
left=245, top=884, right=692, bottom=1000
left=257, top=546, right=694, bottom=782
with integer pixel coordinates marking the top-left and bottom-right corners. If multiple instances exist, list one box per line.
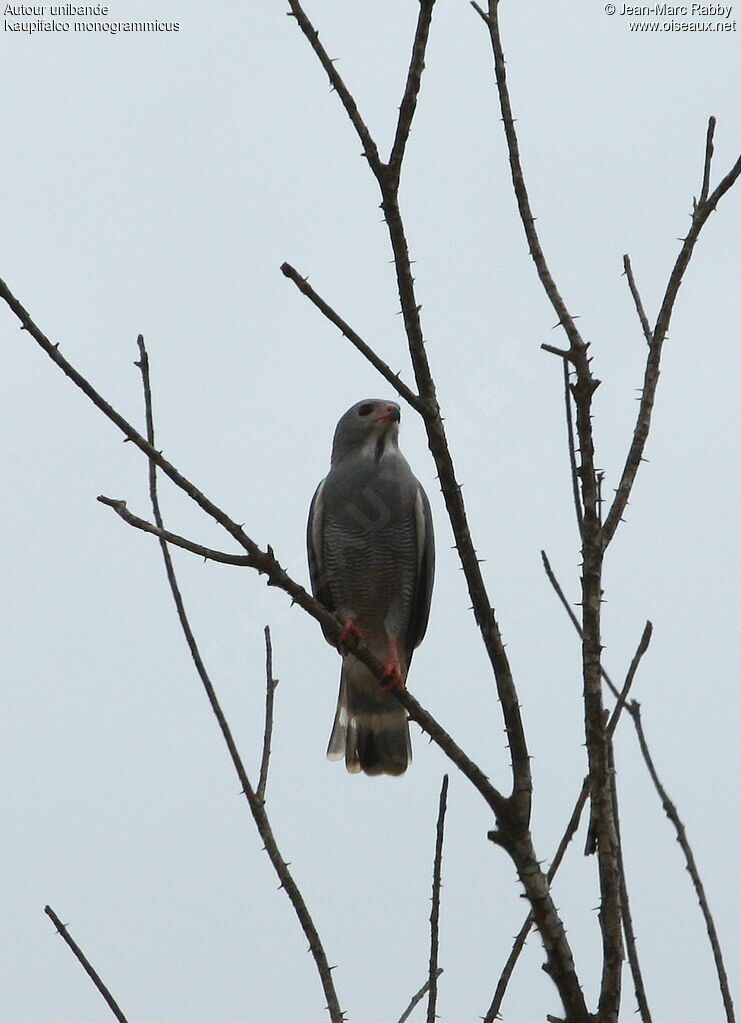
left=321, top=459, right=419, bottom=635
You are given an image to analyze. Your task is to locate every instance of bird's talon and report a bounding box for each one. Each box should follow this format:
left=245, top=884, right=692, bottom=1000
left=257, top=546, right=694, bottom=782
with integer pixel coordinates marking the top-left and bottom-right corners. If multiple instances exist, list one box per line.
left=339, top=619, right=363, bottom=649
left=381, top=661, right=404, bottom=692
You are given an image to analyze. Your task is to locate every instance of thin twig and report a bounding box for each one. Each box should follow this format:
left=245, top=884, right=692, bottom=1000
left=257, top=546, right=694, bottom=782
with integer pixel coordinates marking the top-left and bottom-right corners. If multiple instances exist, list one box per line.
left=632, top=704, right=736, bottom=1023
left=286, top=0, right=383, bottom=176
left=257, top=625, right=278, bottom=803
left=396, top=968, right=443, bottom=1023
left=388, top=0, right=436, bottom=185
left=44, top=906, right=129, bottom=1023
left=602, top=124, right=741, bottom=549
left=608, top=744, right=653, bottom=1023
left=135, top=336, right=345, bottom=1023
left=484, top=916, right=533, bottom=1023
left=699, top=115, right=716, bottom=207
left=541, top=551, right=621, bottom=701
left=427, top=775, right=448, bottom=1023
left=562, top=360, right=583, bottom=534
left=540, top=549, right=651, bottom=855
left=622, top=255, right=653, bottom=346
left=96, top=497, right=253, bottom=565
left=475, top=1, right=586, bottom=356
left=585, top=624, right=652, bottom=855
left=280, top=263, right=424, bottom=412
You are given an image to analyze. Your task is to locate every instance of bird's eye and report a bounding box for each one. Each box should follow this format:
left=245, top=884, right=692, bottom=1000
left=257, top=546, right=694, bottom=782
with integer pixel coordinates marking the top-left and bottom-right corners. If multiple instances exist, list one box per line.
left=358, top=403, right=374, bottom=417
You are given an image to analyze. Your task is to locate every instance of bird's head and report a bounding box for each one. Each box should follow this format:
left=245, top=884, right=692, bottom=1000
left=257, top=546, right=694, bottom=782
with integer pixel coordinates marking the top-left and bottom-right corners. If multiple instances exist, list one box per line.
left=331, top=399, right=401, bottom=464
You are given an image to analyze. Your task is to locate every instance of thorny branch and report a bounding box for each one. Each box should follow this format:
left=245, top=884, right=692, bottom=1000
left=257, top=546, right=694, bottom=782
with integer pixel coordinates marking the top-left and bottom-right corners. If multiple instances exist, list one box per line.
left=427, top=775, right=448, bottom=1023
left=632, top=705, right=736, bottom=1023
left=135, top=336, right=345, bottom=1023
left=280, top=262, right=424, bottom=412
left=543, top=551, right=735, bottom=1023
left=135, top=337, right=343, bottom=1023
left=602, top=123, right=741, bottom=548
left=622, top=255, right=653, bottom=347
left=484, top=617, right=653, bottom=1023
left=388, top=0, right=435, bottom=186
left=44, top=906, right=129, bottom=1023
left=257, top=625, right=279, bottom=803
left=473, top=4, right=739, bottom=1016
left=96, top=497, right=254, bottom=566
left=562, top=360, right=584, bottom=535
left=473, top=3, right=624, bottom=1014
left=609, top=744, right=653, bottom=1023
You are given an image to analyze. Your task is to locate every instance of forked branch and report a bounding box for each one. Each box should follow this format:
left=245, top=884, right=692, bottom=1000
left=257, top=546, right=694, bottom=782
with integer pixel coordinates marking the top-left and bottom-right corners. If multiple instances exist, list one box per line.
left=603, top=124, right=741, bottom=548
left=543, top=552, right=735, bottom=1023
left=484, top=616, right=653, bottom=1022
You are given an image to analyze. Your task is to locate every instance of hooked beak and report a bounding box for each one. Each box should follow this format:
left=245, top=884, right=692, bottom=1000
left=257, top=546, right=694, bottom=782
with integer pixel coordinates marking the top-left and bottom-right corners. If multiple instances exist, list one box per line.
left=373, top=403, right=401, bottom=424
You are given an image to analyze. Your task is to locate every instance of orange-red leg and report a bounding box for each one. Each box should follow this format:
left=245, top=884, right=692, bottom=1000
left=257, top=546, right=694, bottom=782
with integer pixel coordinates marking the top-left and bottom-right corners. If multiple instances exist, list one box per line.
left=339, top=618, right=363, bottom=649
left=381, top=638, right=404, bottom=691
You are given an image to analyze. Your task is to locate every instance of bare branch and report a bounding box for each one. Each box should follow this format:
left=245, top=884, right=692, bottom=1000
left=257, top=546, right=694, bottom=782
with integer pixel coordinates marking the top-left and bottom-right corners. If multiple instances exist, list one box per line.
left=631, top=704, right=736, bottom=1023
left=484, top=618, right=652, bottom=1021
left=541, top=550, right=653, bottom=856
left=476, top=9, right=618, bottom=995
left=257, top=625, right=279, bottom=803
left=562, top=360, right=583, bottom=534
left=280, top=262, right=424, bottom=412
left=602, top=126, right=741, bottom=548
left=541, top=551, right=620, bottom=701
left=44, top=906, right=129, bottom=1023
left=97, top=497, right=254, bottom=566
left=622, top=255, right=653, bottom=346
left=699, top=115, right=716, bottom=207
left=484, top=913, right=534, bottom=1023
left=396, top=968, right=443, bottom=1023
left=0, top=274, right=316, bottom=583
left=388, top=0, right=436, bottom=185
left=609, top=744, right=653, bottom=1023
left=427, top=775, right=448, bottom=1023
left=476, top=1, right=587, bottom=356
left=134, top=336, right=345, bottom=1023
left=286, top=0, right=383, bottom=175
left=543, top=538, right=733, bottom=1016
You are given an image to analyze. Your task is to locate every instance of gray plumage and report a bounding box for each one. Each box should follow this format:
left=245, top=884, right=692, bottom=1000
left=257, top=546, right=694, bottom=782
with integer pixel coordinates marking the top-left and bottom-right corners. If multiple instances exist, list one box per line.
left=307, top=399, right=434, bottom=776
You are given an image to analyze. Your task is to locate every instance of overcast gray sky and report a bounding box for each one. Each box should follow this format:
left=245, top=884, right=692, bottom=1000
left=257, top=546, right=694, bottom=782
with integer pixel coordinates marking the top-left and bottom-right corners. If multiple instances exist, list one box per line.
left=2, top=2, right=739, bottom=1021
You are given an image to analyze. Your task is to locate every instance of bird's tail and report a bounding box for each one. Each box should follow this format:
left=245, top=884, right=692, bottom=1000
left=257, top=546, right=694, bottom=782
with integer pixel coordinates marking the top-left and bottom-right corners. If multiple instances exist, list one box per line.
left=327, top=655, right=411, bottom=776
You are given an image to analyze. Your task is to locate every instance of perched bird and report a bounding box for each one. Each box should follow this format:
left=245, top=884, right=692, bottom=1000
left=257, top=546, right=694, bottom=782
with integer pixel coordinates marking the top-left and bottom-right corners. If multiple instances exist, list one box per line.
left=307, top=398, right=434, bottom=776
